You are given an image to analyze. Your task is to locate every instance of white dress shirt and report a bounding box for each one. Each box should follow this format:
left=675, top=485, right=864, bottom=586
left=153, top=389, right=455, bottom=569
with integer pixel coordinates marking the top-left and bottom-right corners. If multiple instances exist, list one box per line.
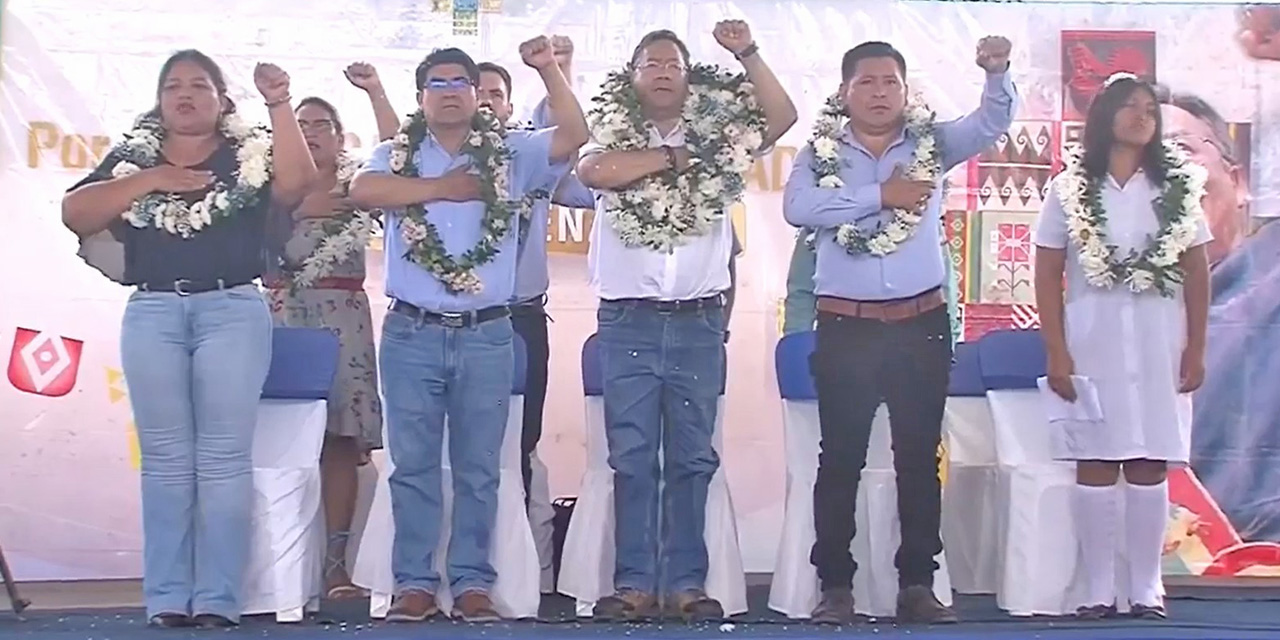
left=585, top=123, right=734, bottom=301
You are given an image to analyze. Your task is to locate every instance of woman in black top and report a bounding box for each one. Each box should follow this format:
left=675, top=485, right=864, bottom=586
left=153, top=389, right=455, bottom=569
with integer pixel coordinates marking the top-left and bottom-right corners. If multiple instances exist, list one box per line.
left=61, top=49, right=315, bottom=629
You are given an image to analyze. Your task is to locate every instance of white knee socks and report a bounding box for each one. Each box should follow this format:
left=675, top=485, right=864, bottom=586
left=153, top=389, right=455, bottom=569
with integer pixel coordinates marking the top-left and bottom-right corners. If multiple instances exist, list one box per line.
left=1125, top=481, right=1169, bottom=608
left=1074, top=483, right=1120, bottom=608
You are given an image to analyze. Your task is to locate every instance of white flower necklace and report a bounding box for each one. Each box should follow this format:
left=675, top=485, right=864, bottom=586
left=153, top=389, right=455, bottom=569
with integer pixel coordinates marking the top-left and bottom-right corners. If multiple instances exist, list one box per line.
left=289, top=153, right=377, bottom=290
left=109, top=113, right=272, bottom=238
left=1057, top=139, right=1208, bottom=295
left=807, top=92, right=940, bottom=256
left=390, top=108, right=531, bottom=294
left=588, top=63, right=767, bottom=253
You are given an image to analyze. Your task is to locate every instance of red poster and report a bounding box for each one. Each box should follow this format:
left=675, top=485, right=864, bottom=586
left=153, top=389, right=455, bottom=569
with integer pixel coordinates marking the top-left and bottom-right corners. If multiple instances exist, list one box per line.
left=1061, top=30, right=1156, bottom=121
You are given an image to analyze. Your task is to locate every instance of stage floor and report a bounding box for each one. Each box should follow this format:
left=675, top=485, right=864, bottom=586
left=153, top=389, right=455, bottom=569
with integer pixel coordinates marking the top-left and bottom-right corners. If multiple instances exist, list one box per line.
left=3, top=586, right=1279, bottom=640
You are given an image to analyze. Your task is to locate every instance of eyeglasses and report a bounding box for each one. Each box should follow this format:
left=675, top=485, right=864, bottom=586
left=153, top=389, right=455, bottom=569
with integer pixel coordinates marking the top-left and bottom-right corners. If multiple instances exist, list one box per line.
left=635, top=61, right=686, bottom=74
left=424, top=78, right=474, bottom=91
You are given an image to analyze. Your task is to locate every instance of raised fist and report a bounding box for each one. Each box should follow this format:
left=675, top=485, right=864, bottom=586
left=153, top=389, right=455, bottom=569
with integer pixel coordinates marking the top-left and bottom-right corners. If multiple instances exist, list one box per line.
left=975, top=35, right=1012, bottom=72
left=519, top=36, right=556, bottom=70
left=713, top=20, right=753, bottom=56
left=551, top=35, right=575, bottom=69
left=344, top=62, right=384, bottom=93
left=254, top=63, right=291, bottom=103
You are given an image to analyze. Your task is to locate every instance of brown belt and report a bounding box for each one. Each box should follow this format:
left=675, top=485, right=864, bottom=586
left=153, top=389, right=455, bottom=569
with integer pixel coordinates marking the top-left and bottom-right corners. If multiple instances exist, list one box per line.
left=816, top=288, right=944, bottom=322
left=265, top=277, right=366, bottom=292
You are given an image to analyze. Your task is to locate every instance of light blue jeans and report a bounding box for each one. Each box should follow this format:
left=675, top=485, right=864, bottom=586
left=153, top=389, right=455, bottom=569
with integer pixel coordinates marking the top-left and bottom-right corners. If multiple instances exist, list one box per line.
left=120, top=285, right=272, bottom=621
left=379, top=310, right=513, bottom=595
left=597, top=301, right=725, bottom=595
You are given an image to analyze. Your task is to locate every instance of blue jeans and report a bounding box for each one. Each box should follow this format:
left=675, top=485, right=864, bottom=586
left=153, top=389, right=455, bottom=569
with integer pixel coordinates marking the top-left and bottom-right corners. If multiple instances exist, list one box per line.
left=380, top=310, right=513, bottom=595
left=120, top=285, right=272, bottom=621
left=597, top=300, right=725, bottom=595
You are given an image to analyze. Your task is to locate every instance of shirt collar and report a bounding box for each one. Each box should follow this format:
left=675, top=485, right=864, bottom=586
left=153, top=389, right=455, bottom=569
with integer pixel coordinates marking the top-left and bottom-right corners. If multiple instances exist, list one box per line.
left=838, top=123, right=909, bottom=156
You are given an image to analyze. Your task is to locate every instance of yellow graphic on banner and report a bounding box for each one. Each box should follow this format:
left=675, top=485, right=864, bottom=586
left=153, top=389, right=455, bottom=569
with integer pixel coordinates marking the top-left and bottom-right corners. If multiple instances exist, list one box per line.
left=106, top=367, right=140, bottom=470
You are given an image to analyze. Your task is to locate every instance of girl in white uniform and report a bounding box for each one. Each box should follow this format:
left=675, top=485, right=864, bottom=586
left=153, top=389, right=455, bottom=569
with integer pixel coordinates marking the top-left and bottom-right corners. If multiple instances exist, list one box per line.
left=1033, top=74, right=1212, bottom=620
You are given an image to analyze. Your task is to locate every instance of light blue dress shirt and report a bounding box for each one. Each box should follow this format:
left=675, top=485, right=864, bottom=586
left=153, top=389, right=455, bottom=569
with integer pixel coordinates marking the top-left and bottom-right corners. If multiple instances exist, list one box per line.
left=512, top=98, right=596, bottom=302
left=363, top=127, right=565, bottom=312
left=783, top=72, right=1017, bottom=302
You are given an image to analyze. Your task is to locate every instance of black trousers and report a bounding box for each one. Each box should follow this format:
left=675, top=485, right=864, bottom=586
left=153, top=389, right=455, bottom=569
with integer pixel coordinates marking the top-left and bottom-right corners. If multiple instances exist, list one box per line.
left=809, top=305, right=952, bottom=590
left=511, top=299, right=550, bottom=503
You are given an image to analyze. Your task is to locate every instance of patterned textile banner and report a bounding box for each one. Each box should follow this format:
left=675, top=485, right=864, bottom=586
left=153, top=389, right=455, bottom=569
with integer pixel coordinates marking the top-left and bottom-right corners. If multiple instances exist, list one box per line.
left=2, top=0, right=1279, bottom=581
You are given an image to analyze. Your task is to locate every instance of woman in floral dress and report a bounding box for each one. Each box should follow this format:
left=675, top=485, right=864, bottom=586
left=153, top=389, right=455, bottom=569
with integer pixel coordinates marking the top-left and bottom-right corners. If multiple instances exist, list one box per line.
left=1034, top=74, right=1211, bottom=620
left=265, top=62, right=400, bottom=599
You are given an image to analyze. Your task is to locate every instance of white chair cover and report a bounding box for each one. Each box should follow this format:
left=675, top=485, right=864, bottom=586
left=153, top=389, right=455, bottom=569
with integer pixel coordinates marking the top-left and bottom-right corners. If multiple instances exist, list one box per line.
left=940, top=396, right=1004, bottom=594
left=557, top=395, right=748, bottom=617
left=353, top=393, right=540, bottom=619
left=767, top=402, right=953, bottom=618
left=241, top=400, right=328, bottom=622
left=986, top=388, right=1133, bottom=616
left=528, top=452, right=558, bottom=593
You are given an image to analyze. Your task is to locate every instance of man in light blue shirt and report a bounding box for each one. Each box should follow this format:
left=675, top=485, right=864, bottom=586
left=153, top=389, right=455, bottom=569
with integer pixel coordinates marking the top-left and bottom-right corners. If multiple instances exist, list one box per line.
left=349, top=43, right=588, bottom=623
left=476, top=48, right=596, bottom=503
left=782, top=38, right=1016, bottom=624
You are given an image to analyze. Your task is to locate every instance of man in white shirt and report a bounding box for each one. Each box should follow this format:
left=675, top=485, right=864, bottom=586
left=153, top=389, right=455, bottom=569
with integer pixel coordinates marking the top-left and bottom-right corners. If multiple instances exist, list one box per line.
left=576, top=22, right=796, bottom=623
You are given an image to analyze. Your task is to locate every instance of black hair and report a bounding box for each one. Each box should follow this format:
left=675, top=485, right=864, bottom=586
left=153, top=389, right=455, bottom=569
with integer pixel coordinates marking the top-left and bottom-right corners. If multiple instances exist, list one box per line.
left=148, top=48, right=235, bottom=119
left=295, top=96, right=344, bottom=137
left=1152, top=84, right=1237, bottom=165
left=630, top=30, right=690, bottom=68
left=1081, top=76, right=1166, bottom=182
left=477, top=61, right=513, bottom=98
left=841, top=41, right=907, bottom=83
left=414, top=47, right=480, bottom=92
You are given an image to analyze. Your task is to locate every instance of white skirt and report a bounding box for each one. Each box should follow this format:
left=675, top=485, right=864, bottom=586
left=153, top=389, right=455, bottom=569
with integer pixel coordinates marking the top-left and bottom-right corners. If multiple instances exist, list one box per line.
left=1048, top=290, right=1193, bottom=463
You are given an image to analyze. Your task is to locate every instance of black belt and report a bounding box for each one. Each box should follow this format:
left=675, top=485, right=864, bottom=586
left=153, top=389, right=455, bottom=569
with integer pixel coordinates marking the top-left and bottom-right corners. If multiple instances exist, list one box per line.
left=603, top=294, right=724, bottom=313
left=389, top=299, right=510, bottom=328
left=136, top=278, right=255, bottom=296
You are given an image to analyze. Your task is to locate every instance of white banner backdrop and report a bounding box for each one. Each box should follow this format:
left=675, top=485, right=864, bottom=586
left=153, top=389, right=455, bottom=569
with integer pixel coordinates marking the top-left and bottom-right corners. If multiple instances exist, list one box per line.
left=1, top=0, right=1275, bottom=580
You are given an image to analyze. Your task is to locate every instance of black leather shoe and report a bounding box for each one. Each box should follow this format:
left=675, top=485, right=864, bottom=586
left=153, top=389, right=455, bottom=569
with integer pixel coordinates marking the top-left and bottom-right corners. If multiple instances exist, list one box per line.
left=896, top=585, right=958, bottom=624
left=1131, top=603, right=1167, bottom=620
left=147, top=613, right=192, bottom=628
left=192, top=613, right=237, bottom=628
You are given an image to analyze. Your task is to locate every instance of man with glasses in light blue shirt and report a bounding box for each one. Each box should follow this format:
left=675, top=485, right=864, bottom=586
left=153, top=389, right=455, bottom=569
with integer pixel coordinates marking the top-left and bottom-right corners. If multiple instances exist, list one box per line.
left=350, top=41, right=588, bottom=623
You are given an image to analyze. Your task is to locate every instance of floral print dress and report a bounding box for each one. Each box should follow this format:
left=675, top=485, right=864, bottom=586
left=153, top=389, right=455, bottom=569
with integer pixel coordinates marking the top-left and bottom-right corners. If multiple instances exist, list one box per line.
left=267, top=217, right=383, bottom=451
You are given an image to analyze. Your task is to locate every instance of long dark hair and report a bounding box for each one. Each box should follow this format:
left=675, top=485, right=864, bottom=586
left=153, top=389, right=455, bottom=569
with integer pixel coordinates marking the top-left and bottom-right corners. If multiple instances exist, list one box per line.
left=143, top=49, right=235, bottom=121
left=1081, top=76, right=1165, bottom=182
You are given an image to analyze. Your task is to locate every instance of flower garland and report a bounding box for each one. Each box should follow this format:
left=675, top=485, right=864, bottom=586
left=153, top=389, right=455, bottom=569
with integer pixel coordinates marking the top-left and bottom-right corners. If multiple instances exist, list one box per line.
left=1057, top=139, right=1208, bottom=296
left=390, top=107, right=535, bottom=294
left=587, top=63, right=766, bottom=252
left=288, top=153, right=378, bottom=290
left=807, top=92, right=940, bottom=256
left=109, top=112, right=272, bottom=238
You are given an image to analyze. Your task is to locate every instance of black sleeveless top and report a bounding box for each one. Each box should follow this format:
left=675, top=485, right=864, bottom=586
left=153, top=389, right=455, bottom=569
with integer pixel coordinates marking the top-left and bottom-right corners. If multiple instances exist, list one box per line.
left=70, top=142, right=272, bottom=286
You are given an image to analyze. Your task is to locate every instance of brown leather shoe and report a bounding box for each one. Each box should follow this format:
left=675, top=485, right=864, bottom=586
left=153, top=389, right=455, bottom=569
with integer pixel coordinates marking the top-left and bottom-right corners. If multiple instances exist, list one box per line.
left=593, top=588, right=659, bottom=622
left=453, top=590, right=501, bottom=623
left=896, top=585, right=957, bottom=624
left=386, top=589, right=440, bottom=623
left=664, top=589, right=724, bottom=623
left=811, top=588, right=856, bottom=625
